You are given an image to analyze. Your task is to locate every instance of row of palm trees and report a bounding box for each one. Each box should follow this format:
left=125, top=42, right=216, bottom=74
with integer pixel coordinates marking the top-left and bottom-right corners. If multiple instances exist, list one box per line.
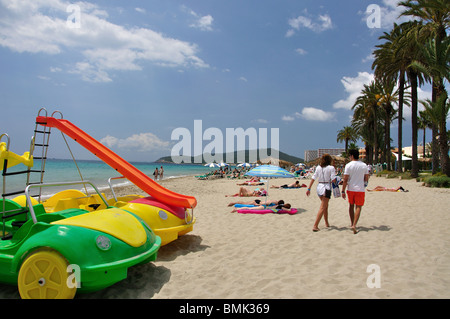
left=337, top=0, right=449, bottom=178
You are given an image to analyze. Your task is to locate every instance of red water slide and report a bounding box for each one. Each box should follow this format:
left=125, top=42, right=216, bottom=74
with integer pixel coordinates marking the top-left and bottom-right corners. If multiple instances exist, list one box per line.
left=36, top=116, right=197, bottom=209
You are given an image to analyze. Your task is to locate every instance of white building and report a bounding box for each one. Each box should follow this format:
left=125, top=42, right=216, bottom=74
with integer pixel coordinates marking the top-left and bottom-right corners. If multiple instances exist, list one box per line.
left=305, top=148, right=345, bottom=162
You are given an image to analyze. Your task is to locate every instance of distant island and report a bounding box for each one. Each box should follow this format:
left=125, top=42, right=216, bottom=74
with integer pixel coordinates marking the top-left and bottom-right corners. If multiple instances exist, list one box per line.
left=156, top=148, right=304, bottom=165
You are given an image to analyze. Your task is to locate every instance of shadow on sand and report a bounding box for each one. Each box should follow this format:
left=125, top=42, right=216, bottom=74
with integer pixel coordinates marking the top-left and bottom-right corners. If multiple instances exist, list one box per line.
left=78, top=234, right=208, bottom=299
left=327, top=225, right=392, bottom=233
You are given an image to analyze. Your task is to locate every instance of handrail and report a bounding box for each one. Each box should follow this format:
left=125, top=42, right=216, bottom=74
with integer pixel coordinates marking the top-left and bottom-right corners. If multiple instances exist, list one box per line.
left=107, top=176, right=126, bottom=202
left=185, top=208, right=194, bottom=225
left=25, top=180, right=108, bottom=224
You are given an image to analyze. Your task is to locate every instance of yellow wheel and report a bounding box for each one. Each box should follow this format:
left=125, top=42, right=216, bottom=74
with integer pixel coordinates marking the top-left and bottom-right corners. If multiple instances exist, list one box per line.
left=18, top=249, right=77, bottom=299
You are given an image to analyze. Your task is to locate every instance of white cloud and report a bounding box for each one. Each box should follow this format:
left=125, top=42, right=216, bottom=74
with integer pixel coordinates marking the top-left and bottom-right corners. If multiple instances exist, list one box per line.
left=296, top=48, right=307, bottom=55
left=298, top=107, right=335, bottom=121
left=282, top=115, right=295, bottom=122
left=135, top=8, right=146, bottom=14
left=283, top=108, right=335, bottom=122
left=362, top=53, right=374, bottom=63
left=333, top=72, right=375, bottom=110
left=186, top=8, right=214, bottom=31
left=69, top=61, right=112, bottom=83
left=100, top=133, right=170, bottom=152
left=190, top=14, right=214, bottom=31
left=50, top=67, right=62, bottom=72
left=0, top=0, right=209, bottom=82
left=239, top=76, right=248, bottom=82
left=286, top=11, right=333, bottom=37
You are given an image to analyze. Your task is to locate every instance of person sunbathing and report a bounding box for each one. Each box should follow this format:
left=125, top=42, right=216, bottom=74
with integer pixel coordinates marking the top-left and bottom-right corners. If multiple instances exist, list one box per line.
left=227, top=199, right=285, bottom=207
left=236, top=181, right=265, bottom=186
left=225, top=187, right=267, bottom=197
left=270, top=181, right=307, bottom=189
left=230, top=203, right=291, bottom=213
left=367, top=186, right=408, bottom=192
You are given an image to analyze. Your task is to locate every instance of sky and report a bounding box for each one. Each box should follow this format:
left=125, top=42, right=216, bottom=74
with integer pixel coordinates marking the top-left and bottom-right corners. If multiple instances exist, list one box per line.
left=0, top=0, right=447, bottom=163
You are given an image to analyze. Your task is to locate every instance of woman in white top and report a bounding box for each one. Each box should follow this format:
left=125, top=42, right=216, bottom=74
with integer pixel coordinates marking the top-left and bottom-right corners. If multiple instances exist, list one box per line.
left=306, top=154, right=337, bottom=232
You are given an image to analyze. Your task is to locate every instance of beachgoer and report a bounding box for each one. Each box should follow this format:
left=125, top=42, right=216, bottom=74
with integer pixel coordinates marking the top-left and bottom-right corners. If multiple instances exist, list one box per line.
left=231, top=203, right=291, bottom=213
left=341, top=149, right=369, bottom=234
left=236, top=181, right=265, bottom=186
left=159, top=166, right=164, bottom=179
left=225, top=187, right=267, bottom=197
left=270, top=181, right=306, bottom=189
left=306, top=154, right=336, bottom=232
left=227, top=199, right=284, bottom=207
left=153, top=167, right=159, bottom=181
left=367, top=186, right=408, bottom=192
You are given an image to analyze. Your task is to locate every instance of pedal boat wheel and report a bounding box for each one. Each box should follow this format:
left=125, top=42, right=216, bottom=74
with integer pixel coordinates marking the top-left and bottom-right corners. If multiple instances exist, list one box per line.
left=18, top=249, right=77, bottom=299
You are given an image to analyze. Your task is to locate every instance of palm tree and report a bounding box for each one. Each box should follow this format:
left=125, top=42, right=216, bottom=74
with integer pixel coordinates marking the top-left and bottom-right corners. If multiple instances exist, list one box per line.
left=411, top=36, right=450, bottom=176
left=418, top=109, right=433, bottom=159
left=375, top=79, right=399, bottom=170
left=399, top=0, right=450, bottom=175
left=337, top=126, right=357, bottom=155
left=372, top=22, right=413, bottom=172
left=391, top=21, right=428, bottom=178
left=352, top=81, right=384, bottom=164
left=399, top=0, right=449, bottom=44
left=420, top=96, right=450, bottom=176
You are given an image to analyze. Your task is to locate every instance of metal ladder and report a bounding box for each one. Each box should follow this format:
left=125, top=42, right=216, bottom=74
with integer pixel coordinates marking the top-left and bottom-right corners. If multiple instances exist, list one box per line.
left=29, top=108, right=54, bottom=202
left=0, top=108, right=54, bottom=239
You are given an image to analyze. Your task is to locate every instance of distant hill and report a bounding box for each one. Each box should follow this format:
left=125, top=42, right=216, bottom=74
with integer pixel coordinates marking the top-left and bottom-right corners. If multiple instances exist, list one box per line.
left=156, top=149, right=304, bottom=165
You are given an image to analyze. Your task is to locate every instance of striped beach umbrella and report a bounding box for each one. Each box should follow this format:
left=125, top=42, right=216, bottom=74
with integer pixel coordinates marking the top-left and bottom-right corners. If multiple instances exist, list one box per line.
left=245, top=165, right=294, bottom=178
left=244, top=165, right=294, bottom=204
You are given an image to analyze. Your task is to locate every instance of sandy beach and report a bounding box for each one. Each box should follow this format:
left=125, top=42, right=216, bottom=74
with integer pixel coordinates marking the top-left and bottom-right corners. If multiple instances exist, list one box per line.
left=1, top=174, right=449, bottom=299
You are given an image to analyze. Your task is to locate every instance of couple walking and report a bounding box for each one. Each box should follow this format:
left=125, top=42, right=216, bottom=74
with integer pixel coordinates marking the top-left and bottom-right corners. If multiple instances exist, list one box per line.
left=306, top=149, right=369, bottom=234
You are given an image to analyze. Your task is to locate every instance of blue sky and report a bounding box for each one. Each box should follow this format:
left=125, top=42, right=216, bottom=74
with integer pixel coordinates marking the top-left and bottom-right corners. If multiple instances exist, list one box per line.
left=0, top=0, right=444, bottom=163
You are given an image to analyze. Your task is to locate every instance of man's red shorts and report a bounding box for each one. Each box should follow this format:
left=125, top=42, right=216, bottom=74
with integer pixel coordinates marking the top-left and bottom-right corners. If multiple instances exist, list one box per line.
left=347, top=191, right=365, bottom=206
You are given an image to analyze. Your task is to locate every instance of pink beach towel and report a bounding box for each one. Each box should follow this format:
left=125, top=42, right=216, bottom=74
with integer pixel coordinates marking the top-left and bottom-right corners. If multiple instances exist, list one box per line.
left=237, top=208, right=298, bottom=215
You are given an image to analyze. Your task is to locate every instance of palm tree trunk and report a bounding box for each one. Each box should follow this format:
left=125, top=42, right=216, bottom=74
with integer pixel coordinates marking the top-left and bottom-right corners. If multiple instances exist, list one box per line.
left=397, top=71, right=405, bottom=172
left=436, top=87, right=450, bottom=177
left=385, top=106, right=392, bottom=170
left=409, top=70, right=419, bottom=178
left=422, top=127, right=426, bottom=159
left=431, top=80, right=440, bottom=174
left=432, top=125, right=439, bottom=174
left=373, top=113, right=378, bottom=164
left=439, top=128, right=450, bottom=176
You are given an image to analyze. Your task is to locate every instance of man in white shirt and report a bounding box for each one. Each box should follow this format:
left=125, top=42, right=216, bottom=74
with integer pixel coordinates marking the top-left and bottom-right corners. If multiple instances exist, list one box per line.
left=342, top=149, right=369, bottom=234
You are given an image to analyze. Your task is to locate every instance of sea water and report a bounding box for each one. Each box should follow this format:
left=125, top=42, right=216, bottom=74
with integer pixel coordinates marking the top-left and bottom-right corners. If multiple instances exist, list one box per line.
left=1, top=158, right=213, bottom=199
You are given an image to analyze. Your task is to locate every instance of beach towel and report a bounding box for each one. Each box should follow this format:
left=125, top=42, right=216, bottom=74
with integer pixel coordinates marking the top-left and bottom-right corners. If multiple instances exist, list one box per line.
left=234, top=203, right=275, bottom=208
left=237, top=208, right=298, bottom=215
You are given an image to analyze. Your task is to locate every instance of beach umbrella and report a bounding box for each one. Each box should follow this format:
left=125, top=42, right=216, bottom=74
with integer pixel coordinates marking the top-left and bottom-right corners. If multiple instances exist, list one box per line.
left=245, top=164, right=294, bottom=178
left=219, top=162, right=229, bottom=167
left=204, top=163, right=220, bottom=168
left=237, top=163, right=251, bottom=167
left=244, top=165, right=294, bottom=204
